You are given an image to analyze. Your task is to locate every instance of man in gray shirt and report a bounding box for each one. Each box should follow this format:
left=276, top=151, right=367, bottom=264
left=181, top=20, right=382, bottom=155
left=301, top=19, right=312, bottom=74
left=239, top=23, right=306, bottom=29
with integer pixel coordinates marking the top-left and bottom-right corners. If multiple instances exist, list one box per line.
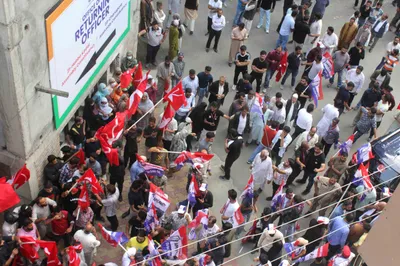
left=353, top=106, right=377, bottom=143
left=328, top=46, right=350, bottom=89
left=198, top=132, right=215, bottom=152
left=172, top=52, right=185, bottom=87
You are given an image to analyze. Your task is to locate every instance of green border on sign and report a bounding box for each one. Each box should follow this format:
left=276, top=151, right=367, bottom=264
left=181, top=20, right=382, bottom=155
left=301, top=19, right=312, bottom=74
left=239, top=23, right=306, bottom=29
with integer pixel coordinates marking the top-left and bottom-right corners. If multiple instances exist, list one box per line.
left=52, top=1, right=131, bottom=129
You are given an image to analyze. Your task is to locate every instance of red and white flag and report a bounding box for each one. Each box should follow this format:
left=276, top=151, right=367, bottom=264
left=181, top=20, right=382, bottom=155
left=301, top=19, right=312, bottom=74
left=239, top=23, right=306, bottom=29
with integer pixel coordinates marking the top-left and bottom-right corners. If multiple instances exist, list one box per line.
left=160, top=226, right=188, bottom=259
left=232, top=207, right=245, bottom=228
left=0, top=177, right=20, bottom=213
left=77, top=168, right=104, bottom=194
left=293, top=243, right=330, bottom=263
left=67, top=245, right=81, bottom=266
left=128, top=76, right=147, bottom=117
left=174, top=151, right=214, bottom=170
left=159, top=103, right=175, bottom=129
left=148, top=183, right=171, bottom=214
left=163, top=81, right=187, bottom=110
left=19, top=236, right=39, bottom=263
left=120, top=66, right=136, bottom=89
left=275, top=51, right=288, bottom=82
left=132, top=62, right=143, bottom=88
left=240, top=174, right=255, bottom=200
left=75, top=148, right=86, bottom=166
left=8, top=164, right=30, bottom=190
left=78, top=183, right=90, bottom=210
left=339, top=134, right=355, bottom=155
left=37, top=240, right=62, bottom=266
left=188, top=209, right=209, bottom=240
left=352, top=143, right=374, bottom=165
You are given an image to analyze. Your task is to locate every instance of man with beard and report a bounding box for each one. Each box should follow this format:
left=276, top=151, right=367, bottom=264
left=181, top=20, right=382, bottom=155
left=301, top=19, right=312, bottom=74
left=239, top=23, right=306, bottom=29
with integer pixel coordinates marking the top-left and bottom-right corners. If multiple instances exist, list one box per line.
left=156, top=56, right=176, bottom=102
left=73, top=222, right=101, bottom=265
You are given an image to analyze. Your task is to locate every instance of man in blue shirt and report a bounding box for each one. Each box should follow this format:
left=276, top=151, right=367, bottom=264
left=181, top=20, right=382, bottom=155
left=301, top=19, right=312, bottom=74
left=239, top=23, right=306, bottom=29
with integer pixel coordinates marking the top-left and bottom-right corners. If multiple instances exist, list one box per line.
left=233, top=0, right=249, bottom=26
left=330, top=200, right=353, bottom=219
left=197, top=66, right=214, bottom=105
left=327, top=213, right=354, bottom=259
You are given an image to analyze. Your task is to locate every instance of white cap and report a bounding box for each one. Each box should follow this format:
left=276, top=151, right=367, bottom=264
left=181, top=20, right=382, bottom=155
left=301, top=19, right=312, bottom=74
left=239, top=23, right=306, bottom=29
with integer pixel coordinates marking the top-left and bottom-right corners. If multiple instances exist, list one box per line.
left=317, top=216, right=330, bottom=225
left=292, top=93, right=299, bottom=99
left=267, top=224, right=276, bottom=234
left=140, top=156, right=147, bottom=162
left=177, top=205, right=186, bottom=214
left=126, top=247, right=137, bottom=257
left=148, top=74, right=153, bottom=79
left=199, top=183, right=208, bottom=192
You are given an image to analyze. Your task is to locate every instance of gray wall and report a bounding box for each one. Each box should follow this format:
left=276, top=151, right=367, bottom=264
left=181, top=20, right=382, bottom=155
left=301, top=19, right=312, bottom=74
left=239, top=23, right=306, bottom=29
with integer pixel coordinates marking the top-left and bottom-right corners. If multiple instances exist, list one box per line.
left=0, top=0, right=140, bottom=199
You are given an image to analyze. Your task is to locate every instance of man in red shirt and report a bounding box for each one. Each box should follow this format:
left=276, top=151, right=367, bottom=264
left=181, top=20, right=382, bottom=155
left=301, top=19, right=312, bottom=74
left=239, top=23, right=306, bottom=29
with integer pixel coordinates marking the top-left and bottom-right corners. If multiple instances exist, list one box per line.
left=46, top=207, right=74, bottom=247
left=263, top=46, right=283, bottom=92
left=247, top=121, right=279, bottom=164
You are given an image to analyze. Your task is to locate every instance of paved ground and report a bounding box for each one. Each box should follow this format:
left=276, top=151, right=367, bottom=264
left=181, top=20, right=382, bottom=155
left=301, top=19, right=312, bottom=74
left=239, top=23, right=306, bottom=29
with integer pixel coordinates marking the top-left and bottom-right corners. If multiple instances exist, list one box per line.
left=95, top=0, right=400, bottom=264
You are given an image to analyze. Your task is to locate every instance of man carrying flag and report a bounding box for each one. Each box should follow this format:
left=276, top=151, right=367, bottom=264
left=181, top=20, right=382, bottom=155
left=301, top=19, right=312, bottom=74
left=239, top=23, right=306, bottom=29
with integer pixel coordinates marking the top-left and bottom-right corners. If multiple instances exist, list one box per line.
left=77, top=168, right=104, bottom=194
left=0, top=177, right=20, bottom=213
left=339, top=134, right=354, bottom=155
left=128, top=74, right=148, bottom=117
left=161, top=226, right=188, bottom=260
left=309, top=70, right=323, bottom=108
left=293, top=242, right=330, bottom=263
left=144, top=203, right=160, bottom=233
left=174, top=151, right=214, bottom=170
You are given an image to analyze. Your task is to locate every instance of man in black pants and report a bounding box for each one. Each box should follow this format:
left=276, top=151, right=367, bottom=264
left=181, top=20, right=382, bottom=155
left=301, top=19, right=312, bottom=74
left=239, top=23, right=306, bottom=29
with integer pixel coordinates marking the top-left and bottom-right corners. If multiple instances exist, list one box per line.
left=249, top=50, right=268, bottom=93
left=206, top=9, right=226, bottom=53
left=220, top=129, right=243, bottom=180
left=233, top=45, right=251, bottom=91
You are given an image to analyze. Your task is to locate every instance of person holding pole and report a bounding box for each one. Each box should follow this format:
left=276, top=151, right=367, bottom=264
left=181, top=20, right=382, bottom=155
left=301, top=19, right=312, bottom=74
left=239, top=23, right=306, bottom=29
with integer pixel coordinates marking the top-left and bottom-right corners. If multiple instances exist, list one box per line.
left=353, top=106, right=377, bottom=143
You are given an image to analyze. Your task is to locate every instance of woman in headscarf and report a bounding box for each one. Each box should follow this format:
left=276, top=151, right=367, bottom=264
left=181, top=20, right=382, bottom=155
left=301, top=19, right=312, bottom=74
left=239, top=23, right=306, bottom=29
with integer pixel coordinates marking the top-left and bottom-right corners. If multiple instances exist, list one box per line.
left=98, top=97, right=114, bottom=124
left=169, top=19, right=180, bottom=60
left=136, top=92, right=154, bottom=129
left=188, top=102, right=207, bottom=139
left=169, top=117, right=195, bottom=164
left=117, top=94, right=129, bottom=113
left=83, top=98, right=99, bottom=131
left=121, top=51, right=138, bottom=72
left=145, top=75, right=158, bottom=104
left=107, top=77, right=119, bottom=95
left=92, top=83, right=110, bottom=104
left=110, top=85, right=124, bottom=106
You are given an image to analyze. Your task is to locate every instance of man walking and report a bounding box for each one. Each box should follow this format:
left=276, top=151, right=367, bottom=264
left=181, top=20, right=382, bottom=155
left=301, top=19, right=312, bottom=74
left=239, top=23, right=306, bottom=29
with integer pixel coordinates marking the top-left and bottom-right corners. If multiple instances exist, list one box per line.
left=233, top=0, right=249, bottom=26
left=280, top=46, right=302, bottom=91
left=346, top=65, right=365, bottom=107
left=321, top=118, right=340, bottom=156
left=338, top=18, right=358, bottom=50
left=206, top=9, right=226, bottom=53
left=257, top=0, right=277, bottom=34
left=220, top=129, right=244, bottom=180
left=156, top=56, right=176, bottom=101
left=334, top=82, right=354, bottom=116
left=328, top=46, right=350, bottom=89
left=264, top=46, right=283, bottom=92
left=182, top=69, right=200, bottom=97
left=290, top=103, right=314, bottom=143
left=250, top=50, right=268, bottom=93
left=368, top=14, right=389, bottom=52
left=277, top=10, right=297, bottom=50
left=353, top=106, right=377, bottom=143
left=197, top=66, right=214, bottom=104
left=270, top=126, right=292, bottom=165
left=307, top=176, right=341, bottom=216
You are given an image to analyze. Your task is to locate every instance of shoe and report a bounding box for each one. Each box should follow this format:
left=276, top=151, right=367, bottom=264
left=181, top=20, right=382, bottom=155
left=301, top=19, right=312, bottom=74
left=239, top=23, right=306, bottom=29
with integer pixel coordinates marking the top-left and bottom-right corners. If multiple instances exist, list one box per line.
left=145, top=63, right=151, bottom=69
left=280, top=84, right=284, bottom=90
left=223, top=3, right=227, bottom=7
left=262, top=88, right=267, bottom=93
left=266, top=196, right=273, bottom=201
left=190, top=31, right=193, bottom=35
left=296, top=179, right=306, bottom=184
left=121, top=211, right=130, bottom=219
left=205, top=32, right=209, bottom=36
left=220, top=165, right=225, bottom=171
left=228, top=62, right=232, bottom=67
left=219, top=175, right=229, bottom=180
left=291, top=86, right=295, bottom=91
left=367, top=137, right=372, bottom=142
left=256, top=25, right=262, bottom=29
left=151, top=62, right=157, bottom=67
left=301, top=189, right=311, bottom=195
left=232, top=85, right=237, bottom=90
left=95, top=216, right=106, bottom=222
left=369, top=48, right=373, bottom=53
left=266, top=30, right=269, bottom=34
left=118, top=195, right=123, bottom=202
left=247, top=160, right=252, bottom=164
left=257, top=188, right=263, bottom=193
left=213, top=48, right=218, bottom=53
left=206, top=48, right=209, bottom=52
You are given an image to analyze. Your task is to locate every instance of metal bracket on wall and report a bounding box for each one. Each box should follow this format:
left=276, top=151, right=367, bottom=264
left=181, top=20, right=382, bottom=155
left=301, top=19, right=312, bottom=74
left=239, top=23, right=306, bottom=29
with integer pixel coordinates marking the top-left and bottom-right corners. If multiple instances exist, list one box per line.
left=35, top=84, right=69, bottom=98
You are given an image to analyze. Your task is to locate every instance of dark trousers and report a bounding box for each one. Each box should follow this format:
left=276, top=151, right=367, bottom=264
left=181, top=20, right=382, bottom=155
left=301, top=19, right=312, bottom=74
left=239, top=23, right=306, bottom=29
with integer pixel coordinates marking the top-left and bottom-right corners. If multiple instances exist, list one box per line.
left=272, top=182, right=280, bottom=196
left=207, top=17, right=212, bottom=33
left=163, top=139, right=172, bottom=150
left=48, top=232, right=71, bottom=247
left=281, top=68, right=299, bottom=87
left=354, top=0, right=366, bottom=7
left=234, top=68, right=248, bottom=85
left=286, top=166, right=302, bottom=186
left=348, top=93, right=356, bottom=107
left=321, top=138, right=333, bottom=156
left=107, top=215, right=119, bottom=231
left=327, top=244, right=342, bottom=260
left=146, top=44, right=160, bottom=64
left=300, top=169, right=318, bottom=191
left=353, top=126, right=365, bottom=144
left=206, top=29, right=222, bottom=49
left=290, top=125, right=306, bottom=145
left=250, top=73, right=263, bottom=93
left=224, top=154, right=239, bottom=179
left=270, top=150, right=282, bottom=166
left=110, top=175, right=124, bottom=198
left=338, top=107, right=345, bottom=116
left=369, top=121, right=381, bottom=138
left=124, top=151, right=136, bottom=169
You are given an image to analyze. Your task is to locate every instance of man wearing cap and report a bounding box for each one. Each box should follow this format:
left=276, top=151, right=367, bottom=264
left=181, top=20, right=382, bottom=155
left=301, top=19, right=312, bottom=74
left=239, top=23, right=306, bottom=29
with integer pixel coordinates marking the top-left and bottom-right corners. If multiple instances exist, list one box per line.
left=251, top=149, right=273, bottom=192
left=192, top=183, right=214, bottom=216
left=172, top=52, right=186, bottom=87
left=257, top=224, right=285, bottom=261
left=307, top=176, right=341, bottom=216
left=284, top=93, right=300, bottom=128
left=320, top=118, right=340, bottom=156
left=166, top=205, right=193, bottom=231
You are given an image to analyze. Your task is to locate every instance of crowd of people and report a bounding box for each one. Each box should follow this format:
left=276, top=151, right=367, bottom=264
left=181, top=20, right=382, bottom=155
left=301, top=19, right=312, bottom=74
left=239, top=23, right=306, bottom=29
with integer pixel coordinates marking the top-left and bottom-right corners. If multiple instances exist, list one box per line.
left=1, top=0, right=400, bottom=265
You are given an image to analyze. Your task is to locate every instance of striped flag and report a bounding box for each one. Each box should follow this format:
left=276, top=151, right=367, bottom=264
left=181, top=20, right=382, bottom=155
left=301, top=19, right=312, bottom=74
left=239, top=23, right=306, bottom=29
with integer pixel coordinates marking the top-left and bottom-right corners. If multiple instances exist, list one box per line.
left=352, top=143, right=374, bottom=165
left=309, top=71, right=323, bottom=107
left=339, top=134, right=354, bottom=155
left=293, top=243, right=330, bottom=263
left=271, top=181, right=285, bottom=211
left=188, top=174, right=200, bottom=207
left=240, top=174, right=254, bottom=200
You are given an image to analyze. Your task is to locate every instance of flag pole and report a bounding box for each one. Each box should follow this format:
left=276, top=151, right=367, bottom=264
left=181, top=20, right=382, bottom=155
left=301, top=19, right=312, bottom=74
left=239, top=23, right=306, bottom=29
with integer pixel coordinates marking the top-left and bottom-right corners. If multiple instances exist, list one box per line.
left=76, top=207, right=81, bottom=221
left=127, top=98, right=165, bottom=131
left=118, top=242, right=129, bottom=253
left=300, top=84, right=310, bottom=96
left=328, top=185, right=351, bottom=219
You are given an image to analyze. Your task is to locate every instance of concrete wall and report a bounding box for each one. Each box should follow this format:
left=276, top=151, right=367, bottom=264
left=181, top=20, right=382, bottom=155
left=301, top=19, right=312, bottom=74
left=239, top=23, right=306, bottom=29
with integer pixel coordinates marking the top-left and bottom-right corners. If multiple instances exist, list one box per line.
left=0, top=0, right=140, bottom=199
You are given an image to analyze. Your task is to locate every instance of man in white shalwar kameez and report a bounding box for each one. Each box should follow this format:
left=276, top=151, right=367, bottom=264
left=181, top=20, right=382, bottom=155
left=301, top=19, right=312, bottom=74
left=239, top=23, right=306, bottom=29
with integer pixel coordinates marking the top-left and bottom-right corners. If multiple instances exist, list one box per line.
left=251, top=149, right=273, bottom=192
left=316, top=103, right=339, bottom=137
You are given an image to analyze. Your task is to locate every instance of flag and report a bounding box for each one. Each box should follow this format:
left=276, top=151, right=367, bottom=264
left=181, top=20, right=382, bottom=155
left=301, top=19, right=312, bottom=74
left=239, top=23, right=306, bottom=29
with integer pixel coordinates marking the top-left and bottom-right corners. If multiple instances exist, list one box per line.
left=309, top=71, right=323, bottom=107
left=240, top=174, right=255, bottom=200
left=232, top=208, right=245, bottom=228
left=352, top=163, right=369, bottom=187
left=78, top=183, right=90, bottom=210
left=284, top=240, right=305, bottom=259
left=161, top=226, right=188, bottom=259
left=144, top=203, right=160, bottom=233
left=322, top=52, right=334, bottom=79
left=77, top=169, right=104, bottom=194
left=98, top=223, right=129, bottom=247
left=75, top=148, right=86, bottom=165
left=136, top=158, right=165, bottom=177
left=67, top=246, right=81, bottom=266
left=132, top=62, right=143, bottom=88
left=241, top=220, right=257, bottom=243
left=293, top=243, right=330, bottom=263
left=19, top=236, right=39, bottom=263
left=120, top=66, right=136, bottom=89
left=148, top=183, right=171, bottom=214
left=339, top=134, right=354, bottom=155
left=95, top=111, right=126, bottom=166
left=37, top=240, right=62, bottom=266
left=198, top=255, right=212, bottom=266
left=250, top=93, right=264, bottom=121
left=275, top=51, right=288, bottom=82
left=148, top=235, right=162, bottom=266
left=174, top=151, right=214, bottom=170
left=188, top=174, right=200, bottom=207
left=0, top=177, right=20, bottom=212
left=352, top=143, right=374, bottom=165
left=271, top=181, right=285, bottom=211
left=159, top=103, right=175, bottom=129
left=188, top=209, right=209, bottom=240
left=128, top=74, right=148, bottom=117
left=327, top=253, right=355, bottom=266
left=8, top=164, right=30, bottom=190
left=163, top=81, right=187, bottom=110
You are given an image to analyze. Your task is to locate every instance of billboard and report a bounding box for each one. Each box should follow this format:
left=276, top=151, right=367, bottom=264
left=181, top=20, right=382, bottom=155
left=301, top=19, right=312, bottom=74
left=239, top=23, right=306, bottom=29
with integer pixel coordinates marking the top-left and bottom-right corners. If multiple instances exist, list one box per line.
left=45, top=0, right=131, bottom=128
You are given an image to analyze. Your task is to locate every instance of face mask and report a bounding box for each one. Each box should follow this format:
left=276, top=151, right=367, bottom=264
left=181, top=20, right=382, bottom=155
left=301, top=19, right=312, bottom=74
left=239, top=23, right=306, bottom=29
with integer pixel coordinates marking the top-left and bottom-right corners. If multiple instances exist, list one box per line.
left=127, top=56, right=133, bottom=60
left=173, top=19, right=179, bottom=26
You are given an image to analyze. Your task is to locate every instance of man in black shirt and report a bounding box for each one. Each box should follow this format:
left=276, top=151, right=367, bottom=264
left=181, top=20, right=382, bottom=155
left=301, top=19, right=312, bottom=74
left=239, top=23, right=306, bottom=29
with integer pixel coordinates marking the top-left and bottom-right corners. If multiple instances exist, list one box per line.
left=123, top=121, right=142, bottom=169
left=128, top=210, right=146, bottom=237
left=249, top=50, right=268, bottom=93
left=280, top=46, right=303, bottom=90
left=296, top=142, right=326, bottom=195
left=43, top=155, right=63, bottom=186
left=293, top=16, right=311, bottom=48
left=201, top=101, right=230, bottom=140
left=143, top=117, right=161, bottom=158
left=348, top=42, right=365, bottom=67
left=233, top=45, right=251, bottom=91
left=334, top=82, right=354, bottom=116
left=122, top=180, right=146, bottom=219
left=68, top=116, right=86, bottom=149
left=220, top=129, right=244, bottom=180
left=294, top=76, right=310, bottom=108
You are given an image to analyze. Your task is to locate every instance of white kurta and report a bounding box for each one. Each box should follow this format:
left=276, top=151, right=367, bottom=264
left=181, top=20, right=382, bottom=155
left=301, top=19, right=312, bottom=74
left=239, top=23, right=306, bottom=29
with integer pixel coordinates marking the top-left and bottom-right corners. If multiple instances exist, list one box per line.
left=252, top=153, right=273, bottom=188
left=316, top=104, right=339, bottom=137
left=168, top=0, right=181, bottom=14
